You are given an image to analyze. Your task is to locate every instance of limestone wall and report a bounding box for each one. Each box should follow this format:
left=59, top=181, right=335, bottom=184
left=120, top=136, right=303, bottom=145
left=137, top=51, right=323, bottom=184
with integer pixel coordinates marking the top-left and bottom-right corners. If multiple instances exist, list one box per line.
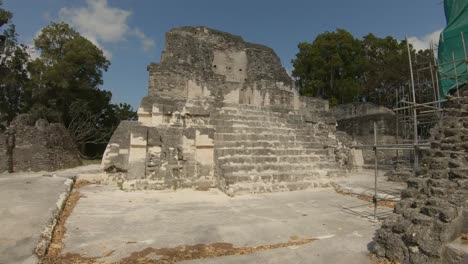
left=332, top=103, right=400, bottom=166
left=0, top=115, right=82, bottom=172
left=146, top=27, right=325, bottom=113
left=101, top=121, right=134, bottom=172
left=372, top=94, right=468, bottom=263
left=149, top=27, right=292, bottom=98
left=0, top=133, right=7, bottom=172
left=103, top=99, right=217, bottom=190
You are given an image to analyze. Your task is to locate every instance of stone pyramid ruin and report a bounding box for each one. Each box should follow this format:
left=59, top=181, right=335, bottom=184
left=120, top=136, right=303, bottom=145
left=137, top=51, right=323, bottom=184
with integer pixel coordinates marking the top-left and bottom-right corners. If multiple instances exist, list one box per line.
left=102, top=26, right=352, bottom=195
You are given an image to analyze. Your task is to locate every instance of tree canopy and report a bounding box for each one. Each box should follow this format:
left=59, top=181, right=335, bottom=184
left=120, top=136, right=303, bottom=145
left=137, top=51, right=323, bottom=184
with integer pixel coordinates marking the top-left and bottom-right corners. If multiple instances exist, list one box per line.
left=29, top=22, right=110, bottom=123
left=292, top=29, right=429, bottom=107
left=0, top=1, right=30, bottom=128
left=0, top=4, right=136, bottom=157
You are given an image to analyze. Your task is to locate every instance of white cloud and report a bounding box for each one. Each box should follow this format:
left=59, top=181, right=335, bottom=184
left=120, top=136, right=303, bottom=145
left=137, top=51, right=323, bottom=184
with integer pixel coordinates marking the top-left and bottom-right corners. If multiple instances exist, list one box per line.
left=57, top=0, right=154, bottom=59
left=59, top=0, right=130, bottom=43
left=407, top=29, right=442, bottom=51
left=26, top=45, right=40, bottom=60
left=25, top=29, right=43, bottom=60
left=133, top=28, right=156, bottom=52
left=80, top=34, right=113, bottom=60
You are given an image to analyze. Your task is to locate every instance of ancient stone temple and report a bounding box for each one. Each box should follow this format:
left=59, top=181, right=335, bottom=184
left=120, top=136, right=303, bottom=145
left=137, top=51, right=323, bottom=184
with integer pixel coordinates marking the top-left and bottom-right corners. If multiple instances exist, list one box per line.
left=372, top=93, right=468, bottom=263
left=0, top=114, right=82, bottom=172
left=102, top=26, right=350, bottom=196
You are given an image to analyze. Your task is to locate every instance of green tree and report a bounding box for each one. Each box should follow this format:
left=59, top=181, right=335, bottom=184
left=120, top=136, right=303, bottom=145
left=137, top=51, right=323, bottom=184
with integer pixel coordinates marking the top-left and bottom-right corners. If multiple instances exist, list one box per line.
left=0, top=1, right=30, bottom=129
left=29, top=21, right=136, bottom=157
left=361, top=34, right=410, bottom=106
left=292, top=29, right=366, bottom=105
left=29, top=22, right=110, bottom=124
left=66, top=94, right=136, bottom=149
left=111, top=103, right=137, bottom=122
left=292, top=29, right=431, bottom=108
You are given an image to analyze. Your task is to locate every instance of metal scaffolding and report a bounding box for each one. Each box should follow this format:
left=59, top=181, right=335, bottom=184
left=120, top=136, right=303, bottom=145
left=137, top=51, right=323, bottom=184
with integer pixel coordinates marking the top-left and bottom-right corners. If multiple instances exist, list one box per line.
left=395, top=34, right=468, bottom=144
left=351, top=33, right=468, bottom=219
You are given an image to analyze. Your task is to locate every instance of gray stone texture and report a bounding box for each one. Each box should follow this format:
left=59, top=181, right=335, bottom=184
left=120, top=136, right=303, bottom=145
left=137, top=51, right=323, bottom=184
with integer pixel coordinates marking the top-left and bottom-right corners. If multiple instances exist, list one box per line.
left=148, top=26, right=292, bottom=100
left=102, top=26, right=350, bottom=195
left=372, top=93, right=468, bottom=263
left=0, top=114, right=82, bottom=172
left=101, top=120, right=135, bottom=172
left=0, top=132, right=9, bottom=172
left=332, top=102, right=405, bottom=168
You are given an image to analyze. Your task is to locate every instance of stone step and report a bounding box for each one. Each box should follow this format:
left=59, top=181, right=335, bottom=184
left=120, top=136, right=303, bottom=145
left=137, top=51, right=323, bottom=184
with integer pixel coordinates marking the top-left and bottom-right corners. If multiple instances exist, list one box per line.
left=221, top=103, right=294, bottom=112
left=223, top=171, right=324, bottom=184
left=214, top=128, right=320, bottom=140
left=211, top=115, right=308, bottom=123
left=215, top=128, right=322, bottom=142
left=214, top=133, right=292, bottom=142
left=223, top=179, right=336, bottom=196
left=218, top=110, right=297, bottom=119
left=215, top=110, right=297, bottom=117
left=214, top=141, right=329, bottom=150
left=214, top=133, right=325, bottom=143
left=212, top=114, right=292, bottom=122
left=214, top=112, right=304, bottom=121
left=212, top=119, right=313, bottom=129
left=215, top=147, right=327, bottom=156
left=213, top=117, right=308, bottom=126
left=217, top=155, right=322, bottom=165
left=215, top=126, right=297, bottom=134
left=214, top=140, right=330, bottom=148
left=220, top=162, right=337, bottom=174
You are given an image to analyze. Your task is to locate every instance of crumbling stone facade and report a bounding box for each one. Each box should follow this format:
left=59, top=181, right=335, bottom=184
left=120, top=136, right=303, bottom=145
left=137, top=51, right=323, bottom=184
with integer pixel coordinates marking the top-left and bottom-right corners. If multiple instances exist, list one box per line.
left=0, top=114, right=82, bottom=172
left=102, top=26, right=350, bottom=195
left=332, top=102, right=403, bottom=167
left=372, top=93, right=468, bottom=263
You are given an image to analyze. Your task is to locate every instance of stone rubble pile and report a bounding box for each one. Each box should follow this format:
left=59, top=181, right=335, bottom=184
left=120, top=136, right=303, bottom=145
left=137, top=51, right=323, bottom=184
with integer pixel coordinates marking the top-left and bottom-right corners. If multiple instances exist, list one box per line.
left=373, top=91, right=468, bottom=263
left=0, top=114, right=81, bottom=172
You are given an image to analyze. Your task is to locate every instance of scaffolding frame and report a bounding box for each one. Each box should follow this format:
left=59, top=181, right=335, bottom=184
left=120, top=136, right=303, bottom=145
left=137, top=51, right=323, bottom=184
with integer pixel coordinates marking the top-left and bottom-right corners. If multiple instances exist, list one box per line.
left=391, top=34, right=468, bottom=170
left=395, top=33, right=468, bottom=145
left=350, top=33, right=468, bottom=219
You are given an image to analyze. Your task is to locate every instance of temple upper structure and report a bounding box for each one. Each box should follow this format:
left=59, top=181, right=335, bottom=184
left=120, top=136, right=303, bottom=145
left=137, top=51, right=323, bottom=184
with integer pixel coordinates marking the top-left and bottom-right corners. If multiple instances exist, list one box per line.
left=102, top=26, right=353, bottom=196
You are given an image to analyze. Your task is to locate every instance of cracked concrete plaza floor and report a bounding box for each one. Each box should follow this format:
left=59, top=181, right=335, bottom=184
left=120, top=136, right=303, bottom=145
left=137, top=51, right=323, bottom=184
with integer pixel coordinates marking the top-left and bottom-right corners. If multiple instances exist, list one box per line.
left=49, top=180, right=393, bottom=263
left=1, top=166, right=401, bottom=264
left=0, top=165, right=100, bottom=264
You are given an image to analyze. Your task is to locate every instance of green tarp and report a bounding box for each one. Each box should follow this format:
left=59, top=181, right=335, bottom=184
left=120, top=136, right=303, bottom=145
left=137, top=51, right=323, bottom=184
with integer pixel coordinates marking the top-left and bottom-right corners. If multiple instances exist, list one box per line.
left=438, top=0, right=468, bottom=97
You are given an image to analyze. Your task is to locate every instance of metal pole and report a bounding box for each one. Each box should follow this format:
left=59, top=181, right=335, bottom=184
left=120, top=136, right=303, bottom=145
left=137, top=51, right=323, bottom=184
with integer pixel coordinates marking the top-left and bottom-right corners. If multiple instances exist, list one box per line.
left=406, top=36, right=419, bottom=171
left=462, top=32, right=468, bottom=73
left=429, top=59, right=437, bottom=103
left=431, top=41, right=441, bottom=109
left=399, top=100, right=441, bottom=111
left=395, top=88, right=399, bottom=162
left=453, top=52, right=460, bottom=97
left=373, top=121, right=378, bottom=220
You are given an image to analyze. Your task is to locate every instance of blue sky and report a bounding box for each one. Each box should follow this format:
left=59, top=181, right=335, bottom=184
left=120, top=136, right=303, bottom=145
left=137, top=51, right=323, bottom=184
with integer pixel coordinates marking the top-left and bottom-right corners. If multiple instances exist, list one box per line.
left=5, top=0, right=446, bottom=108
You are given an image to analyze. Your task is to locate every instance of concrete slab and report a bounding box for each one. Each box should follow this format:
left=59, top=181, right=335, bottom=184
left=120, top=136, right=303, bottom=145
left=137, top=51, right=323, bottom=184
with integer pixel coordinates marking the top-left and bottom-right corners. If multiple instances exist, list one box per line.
left=0, top=173, right=71, bottom=264
left=0, top=164, right=101, bottom=264
left=61, top=186, right=392, bottom=263
left=334, top=169, right=406, bottom=201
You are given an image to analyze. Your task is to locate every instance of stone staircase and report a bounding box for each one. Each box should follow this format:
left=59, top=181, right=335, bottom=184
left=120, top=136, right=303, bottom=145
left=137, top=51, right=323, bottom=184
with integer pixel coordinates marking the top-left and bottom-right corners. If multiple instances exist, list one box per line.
left=212, top=103, right=343, bottom=195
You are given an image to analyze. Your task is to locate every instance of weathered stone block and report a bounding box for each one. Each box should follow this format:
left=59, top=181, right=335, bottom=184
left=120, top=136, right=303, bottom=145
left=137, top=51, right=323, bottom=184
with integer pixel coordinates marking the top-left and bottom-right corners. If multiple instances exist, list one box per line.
left=1, top=114, right=81, bottom=173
